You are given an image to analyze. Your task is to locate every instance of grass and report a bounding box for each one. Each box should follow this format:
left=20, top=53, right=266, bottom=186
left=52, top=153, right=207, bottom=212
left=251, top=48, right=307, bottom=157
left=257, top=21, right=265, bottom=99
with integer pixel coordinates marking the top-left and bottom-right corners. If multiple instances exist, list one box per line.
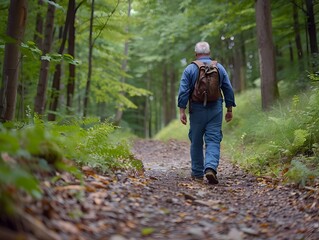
left=155, top=86, right=319, bottom=186
left=153, top=119, right=189, bottom=141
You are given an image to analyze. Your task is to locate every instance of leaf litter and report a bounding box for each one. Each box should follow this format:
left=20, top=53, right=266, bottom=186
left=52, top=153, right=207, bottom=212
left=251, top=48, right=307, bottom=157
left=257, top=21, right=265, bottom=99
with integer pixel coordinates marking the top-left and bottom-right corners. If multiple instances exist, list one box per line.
left=1, top=139, right=319, bottom=240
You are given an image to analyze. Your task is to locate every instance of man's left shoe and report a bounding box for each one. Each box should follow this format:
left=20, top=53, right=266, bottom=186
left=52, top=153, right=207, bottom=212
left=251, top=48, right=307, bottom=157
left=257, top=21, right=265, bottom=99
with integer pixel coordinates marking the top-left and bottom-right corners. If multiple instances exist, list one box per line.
left=191, top=175, right=204, bottom=182
left=205, top=169, right=219, bottom=184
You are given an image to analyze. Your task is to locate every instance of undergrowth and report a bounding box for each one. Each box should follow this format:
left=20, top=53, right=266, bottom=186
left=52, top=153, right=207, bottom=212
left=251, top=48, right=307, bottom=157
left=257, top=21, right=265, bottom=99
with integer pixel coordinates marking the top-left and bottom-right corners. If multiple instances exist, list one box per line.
left=0, top=117, right=142, bottom=214
left=223, top=86, right=319, bottom=186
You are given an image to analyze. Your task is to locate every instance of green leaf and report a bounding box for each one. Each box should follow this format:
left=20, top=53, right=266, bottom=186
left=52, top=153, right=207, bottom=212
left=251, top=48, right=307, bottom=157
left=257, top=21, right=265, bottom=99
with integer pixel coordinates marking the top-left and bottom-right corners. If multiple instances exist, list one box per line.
left=141, top=227, right=155, bottom=236
left=0, top=132, right=19, bottom=153
left=293, top=129, right=309, bottom=147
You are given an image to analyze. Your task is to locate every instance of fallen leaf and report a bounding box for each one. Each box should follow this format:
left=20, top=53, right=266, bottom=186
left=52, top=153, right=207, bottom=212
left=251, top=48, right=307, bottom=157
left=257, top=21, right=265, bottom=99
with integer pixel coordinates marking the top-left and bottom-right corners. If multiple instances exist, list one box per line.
left=141, top=227, right=155, bottom=236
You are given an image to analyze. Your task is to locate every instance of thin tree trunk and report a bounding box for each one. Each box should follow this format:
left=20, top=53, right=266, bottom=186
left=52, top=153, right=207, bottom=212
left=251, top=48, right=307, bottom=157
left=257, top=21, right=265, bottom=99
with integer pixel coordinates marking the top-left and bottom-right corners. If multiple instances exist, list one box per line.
left=114, top=0, right=131, bottom=125
left=47, top=28, right=62, bottom=121
left=233, top=45, right=243, bottom=93
left=144, top=72, right=151, bottom=138
left=240, top=35, right=246, bottom=91
left=255, top=0, right=279, bottom=110
left=48, top=0, right=73, bottom=121
left=34, top=2, right=56, bottom=115
left=305, top=0, right=318, bottom=55
left=162, top=64, right=169, bottom=126
left=83, top=0, right=94, bottom=117
left=34, top=0, right=44, bottom=50
left=169, top=67, right=176, bottom=122
left=66, top=0, right=76, bottom=113
left=0, top=0, right=27, bottom=122
left=293, top=2, right=303, bottom=60
left=289, top=41, right=294, bottom=62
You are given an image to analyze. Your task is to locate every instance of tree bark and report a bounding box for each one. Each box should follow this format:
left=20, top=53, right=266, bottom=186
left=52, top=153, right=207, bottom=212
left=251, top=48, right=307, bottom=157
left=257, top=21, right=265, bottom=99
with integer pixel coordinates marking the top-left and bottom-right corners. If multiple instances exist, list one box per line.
left=34, top=0, right=44, bottom=50
left=83, top=0, right=94, bottom=117
left=292, top=2, right=303, bottom=60
left=144, top=72, right=151, bottom=138
left=255, top=0, right=279, bottom=110
left=289, top=41, right=294, bottom=62
left=162, top=63, right=169, bottom=125
left=66, top=0, right=76, bottom=113
left=169, top=67, right=176, bottom=122
left=114, top=0, right=131, bottom=125
left=0, top=0, right=27, bottom=122
left=34, top=2, right=55, bottom=115
left=232, top=34, right=246, bottom=93
left=47, top=28, right=62, bottom=121
left=48, top=0, right=73, bottom=121
left=305, top=0, right=318, bottom=55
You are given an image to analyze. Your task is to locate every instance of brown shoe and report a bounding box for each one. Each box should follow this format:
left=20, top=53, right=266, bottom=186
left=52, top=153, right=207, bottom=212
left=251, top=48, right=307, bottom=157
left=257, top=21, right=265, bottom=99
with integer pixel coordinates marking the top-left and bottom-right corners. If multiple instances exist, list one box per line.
left=191, top=175, right=204, bottom=182
left=205, top=169, right=218, bottom=184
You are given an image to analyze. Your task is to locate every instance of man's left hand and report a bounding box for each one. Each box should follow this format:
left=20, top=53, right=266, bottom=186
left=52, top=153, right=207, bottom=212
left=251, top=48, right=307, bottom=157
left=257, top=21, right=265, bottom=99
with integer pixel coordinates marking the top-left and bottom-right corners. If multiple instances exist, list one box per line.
left=225, top=112, right=233, bottom=122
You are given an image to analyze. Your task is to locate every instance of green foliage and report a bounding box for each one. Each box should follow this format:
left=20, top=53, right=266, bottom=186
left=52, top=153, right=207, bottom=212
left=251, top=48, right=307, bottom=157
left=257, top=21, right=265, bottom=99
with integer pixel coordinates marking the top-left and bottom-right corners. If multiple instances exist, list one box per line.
left=222, top=86, right=319, bottom=185
left=0, top=117, right=142, bottom=214
left=284, top=160, right=316, bottom=186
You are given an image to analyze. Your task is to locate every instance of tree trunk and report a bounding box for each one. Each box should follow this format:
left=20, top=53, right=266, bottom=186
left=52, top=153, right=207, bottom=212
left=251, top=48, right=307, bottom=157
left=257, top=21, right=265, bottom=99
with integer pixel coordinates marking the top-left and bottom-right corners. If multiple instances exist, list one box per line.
left=255, top=0, right=279, bottom=110
left=48, top=0, right=73, bottom=121
left=169, top=67, right=176, bottom=122
left=240, top=37, right=246, bottom=91
left=83, top=0, right=94, bottom=117
left=162, top=63, right=169, bottom=126
left=233, top=44, right=245, bottom=93
left=66, top=0, right=76, bottom=113
left=114, top=0, right=131, bottom=125
left=289, top=41, right=294, bottom=62
left=34, top=3, right=55, bottom=116
left=305, top=0, right=318, bottom=55
left=144, top=72, right=151, bottom=138
left=0, top=0, right=27, bottom=122
left=292, top=2, right=303, bottom=60
left=34, top=0, right=44, bottom=50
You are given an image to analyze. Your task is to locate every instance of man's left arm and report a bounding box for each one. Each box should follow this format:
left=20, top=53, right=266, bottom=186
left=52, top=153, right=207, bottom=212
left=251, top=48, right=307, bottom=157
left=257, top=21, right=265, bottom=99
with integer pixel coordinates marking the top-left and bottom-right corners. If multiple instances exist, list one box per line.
left=218, top=64, right=236, bottom=122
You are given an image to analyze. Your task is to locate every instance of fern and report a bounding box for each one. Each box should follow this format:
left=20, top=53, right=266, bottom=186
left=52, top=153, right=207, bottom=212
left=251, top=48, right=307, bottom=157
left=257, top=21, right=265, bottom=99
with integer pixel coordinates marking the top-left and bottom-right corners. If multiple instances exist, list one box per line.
left=0, top=117, right=142, bottom=214
left=222, top=86, right=319, bottom=184
left=285, top=160, right=315, bottom=186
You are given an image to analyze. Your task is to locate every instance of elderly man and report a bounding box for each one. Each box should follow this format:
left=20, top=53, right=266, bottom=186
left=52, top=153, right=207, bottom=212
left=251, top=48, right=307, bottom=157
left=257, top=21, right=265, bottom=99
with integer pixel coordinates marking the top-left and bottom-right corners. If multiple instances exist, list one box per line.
left=177, top=41, right=236, bottom=184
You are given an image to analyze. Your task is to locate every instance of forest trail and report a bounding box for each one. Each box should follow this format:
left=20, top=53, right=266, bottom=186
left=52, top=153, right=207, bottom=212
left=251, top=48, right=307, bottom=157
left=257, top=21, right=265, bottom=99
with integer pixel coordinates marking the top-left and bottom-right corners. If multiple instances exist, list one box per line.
left=3, top=139, right=319, bottom=240
left=130, top=139, right=319, bottom=240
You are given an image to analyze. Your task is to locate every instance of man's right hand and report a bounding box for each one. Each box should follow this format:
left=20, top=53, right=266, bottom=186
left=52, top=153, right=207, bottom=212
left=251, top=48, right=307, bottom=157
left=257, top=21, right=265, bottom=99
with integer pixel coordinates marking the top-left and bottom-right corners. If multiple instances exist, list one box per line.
left=180, top=108, right=187, bottom=125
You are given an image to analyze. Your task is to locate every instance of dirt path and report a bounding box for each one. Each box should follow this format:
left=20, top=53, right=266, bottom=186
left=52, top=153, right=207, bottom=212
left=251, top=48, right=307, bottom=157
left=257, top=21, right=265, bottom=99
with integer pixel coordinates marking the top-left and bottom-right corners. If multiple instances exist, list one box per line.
left=3, top=139, right=319, bottom=240
left=130, top=139, right=319, bottom=240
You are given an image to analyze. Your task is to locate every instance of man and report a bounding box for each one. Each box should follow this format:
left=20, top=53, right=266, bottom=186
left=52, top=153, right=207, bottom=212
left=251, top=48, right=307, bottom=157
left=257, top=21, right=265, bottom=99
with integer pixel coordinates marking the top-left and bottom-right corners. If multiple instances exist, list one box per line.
left=177, top=41, right=236, bottom=184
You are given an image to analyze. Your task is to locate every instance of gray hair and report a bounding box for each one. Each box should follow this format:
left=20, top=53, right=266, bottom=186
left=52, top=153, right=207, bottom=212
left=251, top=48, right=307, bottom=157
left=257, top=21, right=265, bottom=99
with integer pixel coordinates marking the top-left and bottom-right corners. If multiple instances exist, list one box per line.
left=194, top=41, right=210, bottom=54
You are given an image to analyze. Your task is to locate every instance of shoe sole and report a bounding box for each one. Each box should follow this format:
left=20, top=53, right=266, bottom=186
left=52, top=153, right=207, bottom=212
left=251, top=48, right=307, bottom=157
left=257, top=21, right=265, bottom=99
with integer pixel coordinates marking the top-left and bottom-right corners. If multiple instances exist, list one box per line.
left=205, top=172, right=219, bottom=184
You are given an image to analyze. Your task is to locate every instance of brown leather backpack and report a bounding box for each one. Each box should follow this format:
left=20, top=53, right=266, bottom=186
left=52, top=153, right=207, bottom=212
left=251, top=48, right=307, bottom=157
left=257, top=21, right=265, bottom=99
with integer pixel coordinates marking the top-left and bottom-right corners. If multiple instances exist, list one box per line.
left=191, top=60, right=221, bottom=106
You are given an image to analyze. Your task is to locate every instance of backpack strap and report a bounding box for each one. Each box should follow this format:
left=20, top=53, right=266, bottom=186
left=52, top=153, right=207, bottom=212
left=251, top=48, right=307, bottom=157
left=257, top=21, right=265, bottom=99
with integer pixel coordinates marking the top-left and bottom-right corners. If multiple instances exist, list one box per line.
left=211, top=60, right=218, bottom=66
left=192, top=60, right=205, bottom=68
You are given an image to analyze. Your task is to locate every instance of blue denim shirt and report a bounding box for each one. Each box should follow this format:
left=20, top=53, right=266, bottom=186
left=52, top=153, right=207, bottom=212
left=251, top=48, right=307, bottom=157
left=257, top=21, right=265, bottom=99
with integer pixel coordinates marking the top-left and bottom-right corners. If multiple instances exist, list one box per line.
left=177, top=56, right=236, bottom=109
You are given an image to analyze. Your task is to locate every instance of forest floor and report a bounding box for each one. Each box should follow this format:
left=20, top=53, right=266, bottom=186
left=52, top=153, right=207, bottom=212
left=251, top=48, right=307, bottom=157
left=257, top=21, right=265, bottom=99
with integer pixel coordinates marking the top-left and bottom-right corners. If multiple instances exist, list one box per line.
left=1, top=139, right=319, bottom=240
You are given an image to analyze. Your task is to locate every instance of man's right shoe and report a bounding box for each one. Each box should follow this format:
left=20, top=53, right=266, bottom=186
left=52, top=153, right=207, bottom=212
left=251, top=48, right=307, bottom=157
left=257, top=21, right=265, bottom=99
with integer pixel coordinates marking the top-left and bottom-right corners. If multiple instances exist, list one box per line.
left=205, top=169, right=219, bottom=184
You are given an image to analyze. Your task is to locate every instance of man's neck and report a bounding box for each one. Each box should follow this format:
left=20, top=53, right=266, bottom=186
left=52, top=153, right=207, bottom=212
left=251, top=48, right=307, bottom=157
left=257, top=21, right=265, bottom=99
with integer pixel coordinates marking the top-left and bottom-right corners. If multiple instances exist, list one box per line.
left=196, top=53, right=210, bottom=59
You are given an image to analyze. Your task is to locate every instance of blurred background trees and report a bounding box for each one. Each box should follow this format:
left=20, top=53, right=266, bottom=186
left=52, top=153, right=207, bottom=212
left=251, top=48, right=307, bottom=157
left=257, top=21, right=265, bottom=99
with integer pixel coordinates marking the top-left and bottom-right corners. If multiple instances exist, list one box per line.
left=0, top=0, right=318, bottom=137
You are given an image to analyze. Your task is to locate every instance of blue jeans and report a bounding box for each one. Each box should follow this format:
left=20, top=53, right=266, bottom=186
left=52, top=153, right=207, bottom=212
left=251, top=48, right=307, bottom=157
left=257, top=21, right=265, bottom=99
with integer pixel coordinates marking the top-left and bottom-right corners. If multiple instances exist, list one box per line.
left=188, top=100, right=223, bottom=177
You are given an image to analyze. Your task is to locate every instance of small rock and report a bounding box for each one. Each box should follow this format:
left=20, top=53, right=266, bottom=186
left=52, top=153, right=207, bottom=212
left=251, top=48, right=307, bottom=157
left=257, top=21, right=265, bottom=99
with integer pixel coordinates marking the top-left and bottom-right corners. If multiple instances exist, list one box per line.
left=109, top=235, right=127, bottom=240
left=187, top=227, right=205, bottom=238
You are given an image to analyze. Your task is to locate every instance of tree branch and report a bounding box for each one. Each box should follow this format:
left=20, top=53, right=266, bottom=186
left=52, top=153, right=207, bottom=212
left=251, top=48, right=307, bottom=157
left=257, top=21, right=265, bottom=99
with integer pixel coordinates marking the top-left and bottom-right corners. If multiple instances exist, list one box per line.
left=92, top=0, right=120, bottom=47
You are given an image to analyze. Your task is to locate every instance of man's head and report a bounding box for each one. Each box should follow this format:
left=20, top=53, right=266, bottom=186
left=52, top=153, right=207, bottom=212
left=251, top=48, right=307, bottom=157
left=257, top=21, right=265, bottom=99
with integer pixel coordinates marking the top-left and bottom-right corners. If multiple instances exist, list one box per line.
left=194, top=41, right=210, bottom=57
